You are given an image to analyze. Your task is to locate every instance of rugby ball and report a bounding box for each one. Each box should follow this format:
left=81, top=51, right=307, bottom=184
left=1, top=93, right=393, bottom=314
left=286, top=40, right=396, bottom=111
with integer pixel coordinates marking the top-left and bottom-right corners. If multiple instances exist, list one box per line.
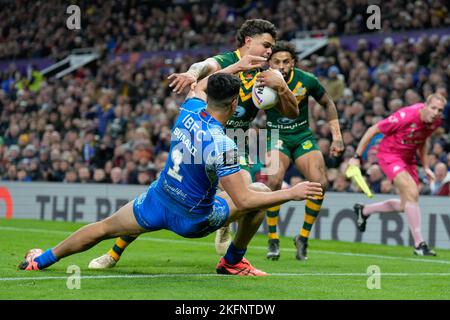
left=252, top=69, right=283, bottom=110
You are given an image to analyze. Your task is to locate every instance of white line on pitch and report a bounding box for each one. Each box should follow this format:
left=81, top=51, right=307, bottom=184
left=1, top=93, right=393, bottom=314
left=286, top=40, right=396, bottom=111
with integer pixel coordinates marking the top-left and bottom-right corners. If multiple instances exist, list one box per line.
left=1, top=272, right=450, bottom=282
left=1, top=226, right=450, bottom=265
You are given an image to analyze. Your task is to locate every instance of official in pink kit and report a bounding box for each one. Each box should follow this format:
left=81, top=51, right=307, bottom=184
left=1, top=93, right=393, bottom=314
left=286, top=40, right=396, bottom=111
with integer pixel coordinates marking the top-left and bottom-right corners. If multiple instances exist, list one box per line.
left=350, top=93, right=446, bottom=256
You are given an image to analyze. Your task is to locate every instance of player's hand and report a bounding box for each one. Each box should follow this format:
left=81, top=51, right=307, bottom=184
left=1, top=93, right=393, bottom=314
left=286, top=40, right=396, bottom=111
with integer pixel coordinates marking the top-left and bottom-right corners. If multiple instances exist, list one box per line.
left=424, top=167, right=435, bottom=182
left=168, top=72, right=197, bottom=94
left=236, top=55, right=267, bottom=72
left=290, top=181, right=323, bottom=201
left=348, top=157, right=361, bottom=167
left=256, top=69, right=285, bottom=90
left=330, top=139, right=344, bottom=157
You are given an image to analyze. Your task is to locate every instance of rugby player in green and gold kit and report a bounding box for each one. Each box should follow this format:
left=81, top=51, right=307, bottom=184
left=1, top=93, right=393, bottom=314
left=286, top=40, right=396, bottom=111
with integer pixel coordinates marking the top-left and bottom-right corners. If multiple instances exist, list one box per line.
left=262, top=41, right=344, bottom=261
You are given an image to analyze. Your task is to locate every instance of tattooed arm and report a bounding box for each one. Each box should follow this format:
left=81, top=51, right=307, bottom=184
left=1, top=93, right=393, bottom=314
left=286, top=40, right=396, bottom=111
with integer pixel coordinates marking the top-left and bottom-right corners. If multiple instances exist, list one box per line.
left=319, top=92, right=344, bottom=157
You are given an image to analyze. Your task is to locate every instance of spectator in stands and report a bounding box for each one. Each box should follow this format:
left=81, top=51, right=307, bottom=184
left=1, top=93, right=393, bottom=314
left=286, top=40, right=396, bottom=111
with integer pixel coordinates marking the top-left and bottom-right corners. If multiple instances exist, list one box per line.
left=432, top=141, right=447, bottom=163
left=17, top=168, right=31, bottom=182
left=0, top=2, right=448, bottom=194
left=93, top=168, right=107, bottom=183
left=4, top=125, right=20, bottom=147
left=110, top=167, right=124, bottom=184
left=90, top=92, right=115, bottom=138
left=64, top=169, right=78, bottom=183
left=137, top=170, right=152, bottom=185
left=324, top=66, right=345, bottom=101
left=430, top=162, right=450, bottom=195
left=28, top=158, right=44, bottom=181
left=3, top=164, right=18, bottom=181
left=380, top=179, right=394, bottom=195
left=78, top=167, right=91, bottom=183
left=447, top=154, right=450, bottom=171
left=332, top=174, right=351, bottom=192
left=367, top=164, right=384, bottom=194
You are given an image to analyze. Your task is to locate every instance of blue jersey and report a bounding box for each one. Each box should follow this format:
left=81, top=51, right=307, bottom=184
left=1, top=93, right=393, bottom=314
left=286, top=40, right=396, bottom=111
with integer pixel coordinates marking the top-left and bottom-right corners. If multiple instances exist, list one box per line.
left=154, top=98, right=240, bottom=215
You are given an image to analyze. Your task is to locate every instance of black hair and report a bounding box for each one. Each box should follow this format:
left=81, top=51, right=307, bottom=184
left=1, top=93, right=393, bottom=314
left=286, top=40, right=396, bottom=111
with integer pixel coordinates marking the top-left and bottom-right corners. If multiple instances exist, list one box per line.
left=206, top=73, right=240, bottom=108
left=236, top=19, right=277, bottom=47
left=271, top=40, right=297, bottom=62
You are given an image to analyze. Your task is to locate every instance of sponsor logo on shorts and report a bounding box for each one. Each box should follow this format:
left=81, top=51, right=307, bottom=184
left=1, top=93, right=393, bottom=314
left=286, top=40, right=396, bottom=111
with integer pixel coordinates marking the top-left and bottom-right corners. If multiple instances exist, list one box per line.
left=209, top=200, right=228, bottom=227
left=302, top=140, right=313, bottom=150
left=275, top=140, right=283, bottom=150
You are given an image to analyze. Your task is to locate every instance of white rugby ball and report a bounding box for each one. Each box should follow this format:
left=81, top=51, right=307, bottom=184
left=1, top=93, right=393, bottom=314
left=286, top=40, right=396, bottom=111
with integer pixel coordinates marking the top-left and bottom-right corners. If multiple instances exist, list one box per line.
left=252, top=69, right=283, bottom=110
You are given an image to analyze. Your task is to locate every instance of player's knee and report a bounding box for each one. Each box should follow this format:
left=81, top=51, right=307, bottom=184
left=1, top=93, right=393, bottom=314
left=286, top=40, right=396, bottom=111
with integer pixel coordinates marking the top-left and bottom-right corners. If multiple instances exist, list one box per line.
left=408, top=191, right=419, bottom=202
left=249, top=182, right=271, bottom=193
left=320, top=179, right=328, bottom=193
left=403, top=189, right=419, bottom=204
left=306, top=177, right=328, bottom=194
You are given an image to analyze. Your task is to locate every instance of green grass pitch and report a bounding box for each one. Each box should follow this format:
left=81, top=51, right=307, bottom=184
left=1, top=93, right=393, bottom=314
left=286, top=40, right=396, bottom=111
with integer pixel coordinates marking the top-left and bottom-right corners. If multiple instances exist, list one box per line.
left=1, top=218, right=449, bottom=300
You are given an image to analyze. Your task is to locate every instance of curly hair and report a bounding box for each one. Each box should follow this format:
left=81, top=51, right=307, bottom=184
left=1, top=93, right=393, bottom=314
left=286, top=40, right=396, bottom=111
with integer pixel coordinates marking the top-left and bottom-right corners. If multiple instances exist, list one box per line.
left=270, top=40, right=297, bottom=62
left=236, top=19, right=277, bottom=47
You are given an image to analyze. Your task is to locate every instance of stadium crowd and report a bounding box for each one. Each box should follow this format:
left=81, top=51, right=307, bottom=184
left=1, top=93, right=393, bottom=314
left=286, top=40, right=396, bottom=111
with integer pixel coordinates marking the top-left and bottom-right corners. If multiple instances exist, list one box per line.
left=1, top=0, right=449, bottom=60
left=1, top=1, right=449, bottom=196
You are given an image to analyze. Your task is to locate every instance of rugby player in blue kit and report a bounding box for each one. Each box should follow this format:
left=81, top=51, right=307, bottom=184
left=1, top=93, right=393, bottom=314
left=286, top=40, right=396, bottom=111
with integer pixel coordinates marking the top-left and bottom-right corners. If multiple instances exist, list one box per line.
left=18, top=73, right=322, bottom=276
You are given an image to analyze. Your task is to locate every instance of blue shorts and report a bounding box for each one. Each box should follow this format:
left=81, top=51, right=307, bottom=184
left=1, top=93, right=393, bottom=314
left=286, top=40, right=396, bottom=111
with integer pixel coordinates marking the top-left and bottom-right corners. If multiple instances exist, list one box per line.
left=132, top=184, right=230, bottom=238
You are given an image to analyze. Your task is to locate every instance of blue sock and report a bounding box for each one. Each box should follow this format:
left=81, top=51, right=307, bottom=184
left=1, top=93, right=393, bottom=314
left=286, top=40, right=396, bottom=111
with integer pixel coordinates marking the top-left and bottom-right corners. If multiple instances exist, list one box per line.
left=34, top=249, right=59, bottom=269
left=224, top=242, right=246, bottom=265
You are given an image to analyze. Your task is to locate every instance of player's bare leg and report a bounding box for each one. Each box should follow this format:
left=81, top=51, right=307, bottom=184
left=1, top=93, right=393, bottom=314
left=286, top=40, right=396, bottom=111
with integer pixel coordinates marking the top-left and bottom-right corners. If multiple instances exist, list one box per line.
left=294, top=151, right=328, bottom=260
left=52, top=202, right=146, bottom=259
left=19, top=201, right=148, bottom=270
left=354, top=171, right=436, bottom=256
left=393, top=172, right=436, bottom=256
left=215, top=169, right=253, bottom=255
left=265, top=150, right=290, bottom=260
left=216, top=182, right=271, bottom=276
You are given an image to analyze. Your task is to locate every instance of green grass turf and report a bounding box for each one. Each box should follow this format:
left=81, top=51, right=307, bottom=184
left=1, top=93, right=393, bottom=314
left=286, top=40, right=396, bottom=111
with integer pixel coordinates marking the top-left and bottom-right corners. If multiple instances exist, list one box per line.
left=1, top=218, right=449, bottom=300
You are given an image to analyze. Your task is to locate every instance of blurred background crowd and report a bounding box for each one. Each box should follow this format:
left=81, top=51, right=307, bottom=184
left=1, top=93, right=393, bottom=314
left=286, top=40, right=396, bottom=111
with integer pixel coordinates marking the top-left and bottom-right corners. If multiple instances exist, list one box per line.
left=1, top=0, right=449, bottom=196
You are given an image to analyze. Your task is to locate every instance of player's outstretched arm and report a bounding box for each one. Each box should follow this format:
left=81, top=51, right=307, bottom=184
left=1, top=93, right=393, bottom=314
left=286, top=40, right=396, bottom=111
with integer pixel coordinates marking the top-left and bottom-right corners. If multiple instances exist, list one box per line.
left=220, top=171, right=322, bottom=211
left=349, top=124, right=381, bottom=167
left=188, top=55, right=268, bottom=101
left=319, top=93, right=344, bottom=157
left=256, top=69, right=299, bottom=119
left=168, top=58, right=221, bottom=94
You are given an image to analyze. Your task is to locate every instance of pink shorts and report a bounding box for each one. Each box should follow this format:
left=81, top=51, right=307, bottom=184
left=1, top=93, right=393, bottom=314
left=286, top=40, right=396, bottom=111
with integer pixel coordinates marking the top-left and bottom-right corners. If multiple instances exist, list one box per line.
left=378, top=154, right=419, bottom=185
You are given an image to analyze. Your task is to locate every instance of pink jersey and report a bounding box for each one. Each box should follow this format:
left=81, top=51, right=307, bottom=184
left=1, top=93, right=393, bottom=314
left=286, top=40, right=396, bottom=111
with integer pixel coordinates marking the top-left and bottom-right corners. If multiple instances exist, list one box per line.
left=377, top=103, right=442, bottom=162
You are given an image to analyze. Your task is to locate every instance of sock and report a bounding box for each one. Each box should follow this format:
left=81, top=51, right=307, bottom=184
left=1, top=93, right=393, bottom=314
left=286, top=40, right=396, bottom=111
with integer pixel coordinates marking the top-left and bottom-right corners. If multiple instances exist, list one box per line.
left=266, top=205, right=280, bottom=240
left=107, top=235, right=137, bottom=262
left=224, top=242, right=247, bottom=265
left=35, top=248, right=59, bottom=269
left=299, top=195, right=324, bottom=241
left=362, top=199, right=402, bottom=216
left=405, top=202, right=424, bottom=247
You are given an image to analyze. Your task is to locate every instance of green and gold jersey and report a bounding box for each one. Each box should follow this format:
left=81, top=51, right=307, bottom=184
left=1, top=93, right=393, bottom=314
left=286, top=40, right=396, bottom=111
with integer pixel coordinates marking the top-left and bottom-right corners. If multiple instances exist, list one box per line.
left=265, top=67, right=325, bottom=134
left=213, top=50, right=261, bottom=129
